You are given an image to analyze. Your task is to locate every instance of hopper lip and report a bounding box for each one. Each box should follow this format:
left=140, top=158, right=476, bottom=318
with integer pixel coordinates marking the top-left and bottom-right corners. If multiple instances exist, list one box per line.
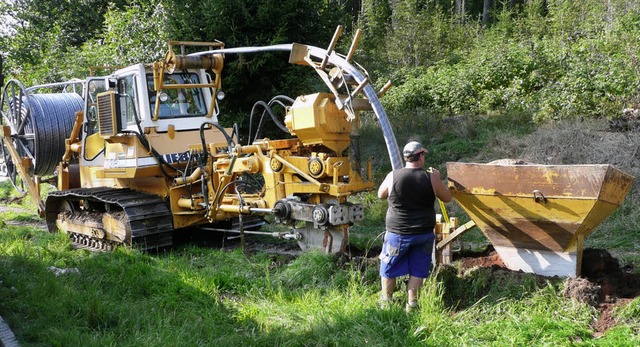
left=446, top=162, right=635, bottom=180
left=446, top=162, right=634, bottom=204
left=447, top=161, right=613, bottom=168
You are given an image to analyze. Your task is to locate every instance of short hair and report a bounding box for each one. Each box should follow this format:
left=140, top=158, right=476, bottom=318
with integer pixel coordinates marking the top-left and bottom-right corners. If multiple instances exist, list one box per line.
left=404, top=153, right=421, bottom=162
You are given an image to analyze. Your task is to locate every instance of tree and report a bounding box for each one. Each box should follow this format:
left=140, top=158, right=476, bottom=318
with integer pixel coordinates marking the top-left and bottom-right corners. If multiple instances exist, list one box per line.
left=0, top=0, right=130, bottom=83
left=0, top=0, right=345, bottom=129
left=483, top=0, right=492, bottom=26
left=162, top=0, right=345, bottom=130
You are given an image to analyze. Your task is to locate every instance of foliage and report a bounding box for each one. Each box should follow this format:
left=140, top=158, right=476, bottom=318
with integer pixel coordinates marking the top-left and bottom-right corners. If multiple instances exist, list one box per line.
left=0, top=180, right=14, bottom=199
left=1, top=0, right=345, bottom=135
left=3, top=0, right=640, bottom=127
left=359, top=0, right=640, bottom=125
left=0, top=0, right=129, bottom=84
left=358, top=0, right=393, bottom=62
left=90, top=0, right=171, bottom=65
left=162, top=0, right=345, bottom=129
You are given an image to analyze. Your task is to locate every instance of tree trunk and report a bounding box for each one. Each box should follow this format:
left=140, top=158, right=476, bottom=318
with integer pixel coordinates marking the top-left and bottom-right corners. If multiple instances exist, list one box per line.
left=455, top=0, right=466, bottom=23
left=482, top=0, right=492, bottom=26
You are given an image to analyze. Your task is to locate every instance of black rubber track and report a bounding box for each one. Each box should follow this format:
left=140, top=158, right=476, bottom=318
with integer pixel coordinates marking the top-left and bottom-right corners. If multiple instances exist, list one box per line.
left=46, top=187, right=174, bottom=250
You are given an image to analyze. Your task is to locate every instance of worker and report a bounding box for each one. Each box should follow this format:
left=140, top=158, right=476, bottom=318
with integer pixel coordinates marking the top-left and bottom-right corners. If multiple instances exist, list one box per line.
left=377, top=140, right=452, bottom=312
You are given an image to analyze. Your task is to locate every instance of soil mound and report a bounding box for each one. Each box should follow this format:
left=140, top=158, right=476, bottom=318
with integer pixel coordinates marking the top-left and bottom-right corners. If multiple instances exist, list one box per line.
left=457, top=249, right=505, bottom=269
left=455, top=247, right=640, bottom=336
left=580, top=248, right=640, bottom=300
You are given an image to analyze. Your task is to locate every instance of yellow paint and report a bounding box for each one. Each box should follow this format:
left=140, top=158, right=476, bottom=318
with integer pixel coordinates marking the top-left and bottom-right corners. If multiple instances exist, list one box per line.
left=542, top=170, right=559, bottom=184
left=284, top=93, right=352, bottom=154
left=468, top=187, right=497, bottom=195
left=452, top=171, right=630, bottom=255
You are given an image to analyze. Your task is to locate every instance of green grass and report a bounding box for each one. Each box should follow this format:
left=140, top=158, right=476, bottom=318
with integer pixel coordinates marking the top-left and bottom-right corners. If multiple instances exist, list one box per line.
left=0, top=180, right=16, bottom=199
left=1, top=216, right=640, bottom=346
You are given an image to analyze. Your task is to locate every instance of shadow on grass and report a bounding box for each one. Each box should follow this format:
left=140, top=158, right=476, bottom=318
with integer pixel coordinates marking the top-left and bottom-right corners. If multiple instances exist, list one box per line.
left=436, top=264, right=559, bottom=311
left=0, top=246, right=326, bottom=345
left=0, top=227, right=426, bottom=345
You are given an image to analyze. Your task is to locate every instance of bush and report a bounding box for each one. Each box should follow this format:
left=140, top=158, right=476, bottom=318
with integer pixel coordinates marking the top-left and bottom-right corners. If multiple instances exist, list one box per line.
left=373, top=0, right=640, bottom=125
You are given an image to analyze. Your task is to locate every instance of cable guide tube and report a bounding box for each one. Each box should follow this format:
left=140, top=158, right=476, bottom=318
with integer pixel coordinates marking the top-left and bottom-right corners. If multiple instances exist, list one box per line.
left=186, top=36, right=402, bottom=169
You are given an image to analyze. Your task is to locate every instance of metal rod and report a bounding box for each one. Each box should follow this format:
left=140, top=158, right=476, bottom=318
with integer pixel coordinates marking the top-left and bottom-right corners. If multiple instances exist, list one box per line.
left=25, top=79, right=85, bottom=93
left=168, top=40, right=224, bottom=47
left=248, top=207, right=275, bottom=213
left=0, top=125, right=45, bottom=214
left=320, top=25, right=343, bottom=70
left=0, top=55, right=4, bottom=88
left=345, top=29, right=362, bottom=62
left=198, top=227, right=295, bottom=238
left=188, top=42, right=403, bottom=169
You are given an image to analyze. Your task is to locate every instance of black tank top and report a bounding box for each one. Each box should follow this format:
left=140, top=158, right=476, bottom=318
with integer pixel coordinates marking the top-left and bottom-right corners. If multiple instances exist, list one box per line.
left=386, top=168, right=436, bottom=235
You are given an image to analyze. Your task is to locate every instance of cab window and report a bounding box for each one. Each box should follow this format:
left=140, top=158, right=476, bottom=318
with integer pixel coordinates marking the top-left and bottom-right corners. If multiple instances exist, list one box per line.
left=118, top=75, right=139, bottom=126
left=86, top=79, right=107, bottom=135
left=147, top=73, right=207, bottom=118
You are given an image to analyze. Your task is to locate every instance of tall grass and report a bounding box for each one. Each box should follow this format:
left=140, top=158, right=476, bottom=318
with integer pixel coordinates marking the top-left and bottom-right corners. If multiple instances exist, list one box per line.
left=1, top=215, right=640, bottom=346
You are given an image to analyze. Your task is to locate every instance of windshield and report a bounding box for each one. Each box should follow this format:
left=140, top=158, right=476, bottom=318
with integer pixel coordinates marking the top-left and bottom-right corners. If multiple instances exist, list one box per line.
left=147, top=72, right=207, bottom=119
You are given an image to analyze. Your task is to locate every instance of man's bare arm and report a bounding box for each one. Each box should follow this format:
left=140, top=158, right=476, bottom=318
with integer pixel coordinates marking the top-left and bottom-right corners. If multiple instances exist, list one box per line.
left=378, top=172, right=392, bottom=199
left=429, top=168, right=452, bottom=202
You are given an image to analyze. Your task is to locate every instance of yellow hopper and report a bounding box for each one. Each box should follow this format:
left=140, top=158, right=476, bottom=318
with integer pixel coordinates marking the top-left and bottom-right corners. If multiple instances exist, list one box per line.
left=446, top=162, right=634, bottom=277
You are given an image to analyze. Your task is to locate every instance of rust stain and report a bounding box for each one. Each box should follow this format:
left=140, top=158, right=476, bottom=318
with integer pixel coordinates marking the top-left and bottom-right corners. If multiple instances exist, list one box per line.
left=446, top=162, right=634, bottom=255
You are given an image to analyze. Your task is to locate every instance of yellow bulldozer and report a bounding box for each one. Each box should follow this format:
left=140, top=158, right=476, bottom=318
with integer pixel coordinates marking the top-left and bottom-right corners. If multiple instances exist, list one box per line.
left=0, top=27, right=400, bottom=253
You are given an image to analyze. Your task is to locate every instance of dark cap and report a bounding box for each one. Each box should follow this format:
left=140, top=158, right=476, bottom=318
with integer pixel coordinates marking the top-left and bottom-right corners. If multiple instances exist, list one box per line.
left=403, top=141, right=428, bottom=157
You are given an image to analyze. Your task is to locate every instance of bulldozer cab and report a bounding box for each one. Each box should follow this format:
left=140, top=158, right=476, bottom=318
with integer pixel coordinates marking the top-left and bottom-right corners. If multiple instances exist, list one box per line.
left=83, top=64, right=216, bottom=137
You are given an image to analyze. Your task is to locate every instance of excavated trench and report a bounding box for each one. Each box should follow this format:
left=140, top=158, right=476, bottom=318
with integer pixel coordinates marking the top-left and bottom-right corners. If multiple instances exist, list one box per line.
left=451, top=246, right=640, bottom=337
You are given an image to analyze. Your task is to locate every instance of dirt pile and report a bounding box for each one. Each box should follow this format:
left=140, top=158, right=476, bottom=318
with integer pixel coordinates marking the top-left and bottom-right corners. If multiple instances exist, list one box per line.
left=562, top=277, right=601, bottom=306
left=580, top=248, right=640, bottom=300
left=456, top=247, right=640, bottom=336
left=574, top=249, right=640, bottom=336
left=458, top=249, right=505, bottom=269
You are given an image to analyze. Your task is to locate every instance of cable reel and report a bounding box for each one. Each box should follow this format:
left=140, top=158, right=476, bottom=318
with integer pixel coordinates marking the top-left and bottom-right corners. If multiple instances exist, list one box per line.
left=0, top=79, right=82, bottom=192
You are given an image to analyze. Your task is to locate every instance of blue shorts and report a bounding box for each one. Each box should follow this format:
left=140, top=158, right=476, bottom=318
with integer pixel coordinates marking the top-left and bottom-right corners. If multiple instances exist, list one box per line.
left=379, top=231, right=435, bottom=279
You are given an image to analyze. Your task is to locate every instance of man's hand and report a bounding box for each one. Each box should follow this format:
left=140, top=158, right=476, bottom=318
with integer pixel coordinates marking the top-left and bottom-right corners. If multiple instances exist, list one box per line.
left=428, top=167, right=442, bottom=180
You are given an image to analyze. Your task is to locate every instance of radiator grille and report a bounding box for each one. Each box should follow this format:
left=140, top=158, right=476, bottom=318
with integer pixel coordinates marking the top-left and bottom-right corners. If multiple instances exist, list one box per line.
left=97, top=91, right=117, bottom=138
